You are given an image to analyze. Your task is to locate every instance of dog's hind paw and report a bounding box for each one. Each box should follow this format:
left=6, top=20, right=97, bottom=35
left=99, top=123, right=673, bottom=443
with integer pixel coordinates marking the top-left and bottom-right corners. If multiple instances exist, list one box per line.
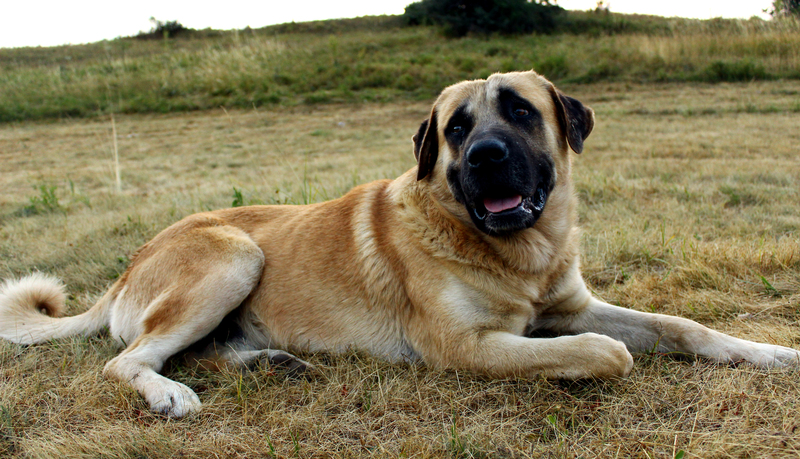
left=767, top=346, right=800, bottom=368
left=746, top=343, right=800, bottom=369
left=266, top=351, right=318, bottom=378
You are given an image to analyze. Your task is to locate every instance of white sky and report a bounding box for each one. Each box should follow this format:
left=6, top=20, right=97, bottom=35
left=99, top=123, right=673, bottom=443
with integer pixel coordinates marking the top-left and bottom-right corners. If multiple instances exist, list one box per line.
left=1, top=0, right=774, bottom=49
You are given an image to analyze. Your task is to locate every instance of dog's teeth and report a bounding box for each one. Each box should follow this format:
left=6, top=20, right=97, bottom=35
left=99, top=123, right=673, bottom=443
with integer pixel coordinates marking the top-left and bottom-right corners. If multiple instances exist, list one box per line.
left=532, top=187, right=547, bottom=211
left=521, top=198, right=533, bottom=214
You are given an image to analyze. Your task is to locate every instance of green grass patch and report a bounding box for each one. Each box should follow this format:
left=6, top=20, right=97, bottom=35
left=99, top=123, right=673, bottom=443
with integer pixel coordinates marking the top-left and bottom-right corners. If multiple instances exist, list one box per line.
left=701, top=59, right=771, bottom=82
left=1, top=14, right=800, bottom=123
left=23, top=185, right=63, bottom=216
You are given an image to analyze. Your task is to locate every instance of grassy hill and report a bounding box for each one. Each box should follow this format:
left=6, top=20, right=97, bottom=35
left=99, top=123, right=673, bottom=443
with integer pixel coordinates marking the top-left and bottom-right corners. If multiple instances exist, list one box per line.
left=1, top=12, right=799, bottom=123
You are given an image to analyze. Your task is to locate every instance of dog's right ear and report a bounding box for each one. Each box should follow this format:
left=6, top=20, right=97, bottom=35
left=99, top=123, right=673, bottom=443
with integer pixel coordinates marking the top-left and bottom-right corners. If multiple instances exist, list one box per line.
left=413, top=111, right=438, bottom=181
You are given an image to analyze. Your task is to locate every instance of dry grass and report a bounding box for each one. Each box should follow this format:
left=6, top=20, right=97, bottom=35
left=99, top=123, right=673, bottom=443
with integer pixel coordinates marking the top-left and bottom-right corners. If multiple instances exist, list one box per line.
left=1, top=80, right=799, bottom=457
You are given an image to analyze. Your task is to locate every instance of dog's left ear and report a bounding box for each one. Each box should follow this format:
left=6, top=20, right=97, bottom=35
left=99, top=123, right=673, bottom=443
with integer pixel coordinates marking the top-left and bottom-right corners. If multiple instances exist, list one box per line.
left=548, top=86, right=595, bottom=154
left=413, top=110, right=438, bottom=180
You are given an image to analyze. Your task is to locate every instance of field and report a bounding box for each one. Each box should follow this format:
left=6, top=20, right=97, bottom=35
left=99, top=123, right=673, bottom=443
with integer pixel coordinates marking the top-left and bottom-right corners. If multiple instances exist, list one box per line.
left=2, top=9, right=800, bottom=458
left=1, top=76, right=799, bottom=457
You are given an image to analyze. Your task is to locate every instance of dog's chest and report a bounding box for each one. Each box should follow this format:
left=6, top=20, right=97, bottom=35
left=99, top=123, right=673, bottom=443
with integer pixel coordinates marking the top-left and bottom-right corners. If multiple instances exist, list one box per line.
left=439, top=273, right=544, bottom=335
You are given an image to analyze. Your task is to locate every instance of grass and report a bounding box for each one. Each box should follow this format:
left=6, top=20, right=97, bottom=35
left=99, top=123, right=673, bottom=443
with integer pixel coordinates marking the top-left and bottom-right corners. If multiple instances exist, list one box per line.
left=1, top=79, right=799, bottom=457
left=1, top=14, right=800, bottom=123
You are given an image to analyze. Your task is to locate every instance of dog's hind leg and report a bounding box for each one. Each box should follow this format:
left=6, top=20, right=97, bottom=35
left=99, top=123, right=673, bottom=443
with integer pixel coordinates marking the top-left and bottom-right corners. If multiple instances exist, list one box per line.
left=189, top=343, right=316, bottom=378
left=538, top=284, right=800, bottom=368
left=103, top=224, right=265, bottom=417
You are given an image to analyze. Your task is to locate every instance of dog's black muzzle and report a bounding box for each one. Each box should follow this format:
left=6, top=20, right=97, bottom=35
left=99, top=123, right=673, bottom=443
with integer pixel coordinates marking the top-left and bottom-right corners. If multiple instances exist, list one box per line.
left=451, top=130, right=555, bottom=236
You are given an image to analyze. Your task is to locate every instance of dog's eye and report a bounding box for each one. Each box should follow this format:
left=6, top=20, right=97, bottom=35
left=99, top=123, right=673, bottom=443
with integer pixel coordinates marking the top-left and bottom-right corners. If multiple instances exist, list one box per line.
left=513, top=108, right=529, bottom=117
left=451, top=125, right=463, bottom=133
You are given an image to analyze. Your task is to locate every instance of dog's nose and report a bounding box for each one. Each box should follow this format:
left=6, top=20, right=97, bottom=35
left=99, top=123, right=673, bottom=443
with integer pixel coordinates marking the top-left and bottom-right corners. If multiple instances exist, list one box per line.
left=465, top=139, right=509, bottom=168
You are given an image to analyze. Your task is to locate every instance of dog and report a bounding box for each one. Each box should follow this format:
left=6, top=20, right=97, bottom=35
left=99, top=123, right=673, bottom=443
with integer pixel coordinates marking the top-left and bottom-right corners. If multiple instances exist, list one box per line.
left=2, top=71, right=798, bottom=418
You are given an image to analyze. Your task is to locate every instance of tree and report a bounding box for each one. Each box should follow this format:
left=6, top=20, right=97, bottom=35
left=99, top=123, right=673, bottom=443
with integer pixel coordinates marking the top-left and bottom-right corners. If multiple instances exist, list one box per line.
left=403, top=0, right=564, bottom=37
left=767, top=0, right=800, bottom=17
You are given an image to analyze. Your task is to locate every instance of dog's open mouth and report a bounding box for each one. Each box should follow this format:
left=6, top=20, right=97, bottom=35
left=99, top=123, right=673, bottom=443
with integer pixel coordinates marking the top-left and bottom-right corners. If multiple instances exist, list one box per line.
left=472, top=184, right=548, bottom=221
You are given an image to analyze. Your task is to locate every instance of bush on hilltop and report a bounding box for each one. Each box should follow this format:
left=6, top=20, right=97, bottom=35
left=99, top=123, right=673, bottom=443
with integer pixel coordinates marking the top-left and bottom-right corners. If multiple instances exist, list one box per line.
left=403, top=0, right=564, bottom=36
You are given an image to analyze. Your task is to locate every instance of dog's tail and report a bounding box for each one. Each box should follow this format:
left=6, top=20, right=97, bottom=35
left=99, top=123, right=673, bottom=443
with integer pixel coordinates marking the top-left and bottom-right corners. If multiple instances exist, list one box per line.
left=0, top=273, right=112, bottom=345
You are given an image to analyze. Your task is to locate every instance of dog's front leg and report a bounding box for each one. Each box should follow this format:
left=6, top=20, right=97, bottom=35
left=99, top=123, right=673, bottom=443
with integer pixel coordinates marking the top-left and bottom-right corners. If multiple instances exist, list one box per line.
left=418, top=328, right=633, bottom=380
left=538, top=287, right=800, bottom=368
left=472, top=331, right=634, bottom=379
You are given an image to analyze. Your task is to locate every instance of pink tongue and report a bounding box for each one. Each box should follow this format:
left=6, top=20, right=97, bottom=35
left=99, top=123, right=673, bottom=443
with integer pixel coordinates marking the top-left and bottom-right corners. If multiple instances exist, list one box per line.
left=483, top=195, right=522, bottom=213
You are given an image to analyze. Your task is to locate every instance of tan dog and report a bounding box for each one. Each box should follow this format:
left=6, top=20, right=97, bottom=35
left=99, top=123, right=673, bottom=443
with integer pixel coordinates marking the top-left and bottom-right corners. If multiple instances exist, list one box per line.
left=2, top=71, right=798, bottom=418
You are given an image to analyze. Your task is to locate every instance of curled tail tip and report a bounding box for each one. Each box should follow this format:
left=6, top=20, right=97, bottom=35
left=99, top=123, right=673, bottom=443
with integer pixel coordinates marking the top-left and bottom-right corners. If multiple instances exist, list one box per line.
left=0, top=273, right=67, bottom=318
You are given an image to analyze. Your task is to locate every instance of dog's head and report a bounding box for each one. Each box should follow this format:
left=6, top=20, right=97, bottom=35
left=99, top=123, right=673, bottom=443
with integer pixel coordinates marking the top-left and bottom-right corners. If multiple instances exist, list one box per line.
left=413, top=71, right=594, bottom=236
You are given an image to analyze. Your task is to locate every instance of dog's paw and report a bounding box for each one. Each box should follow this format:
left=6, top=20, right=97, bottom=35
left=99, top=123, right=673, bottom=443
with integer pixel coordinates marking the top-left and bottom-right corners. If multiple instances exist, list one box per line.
left=549, top=333, right=633, bottom=380
left=266, top=352, right=318, bottom=378
left=748, top=344, right=800, bottom=368
left=145, top=380, right=202, bottom=418
left=584, top=333, right=634, bottom=378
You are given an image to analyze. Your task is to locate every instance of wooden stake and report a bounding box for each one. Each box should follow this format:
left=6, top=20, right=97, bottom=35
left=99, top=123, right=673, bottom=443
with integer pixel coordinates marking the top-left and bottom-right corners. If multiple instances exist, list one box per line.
left=111, top=114, right=121, bottom=193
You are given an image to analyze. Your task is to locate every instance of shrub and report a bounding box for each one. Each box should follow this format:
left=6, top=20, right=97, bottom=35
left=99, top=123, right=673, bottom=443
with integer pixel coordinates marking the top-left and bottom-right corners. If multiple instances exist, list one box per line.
left=137, top=17, right=190, bottom=40
left=403, top=0, right=564, bottom=37
left=703, top=60, right=769, bottom=82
